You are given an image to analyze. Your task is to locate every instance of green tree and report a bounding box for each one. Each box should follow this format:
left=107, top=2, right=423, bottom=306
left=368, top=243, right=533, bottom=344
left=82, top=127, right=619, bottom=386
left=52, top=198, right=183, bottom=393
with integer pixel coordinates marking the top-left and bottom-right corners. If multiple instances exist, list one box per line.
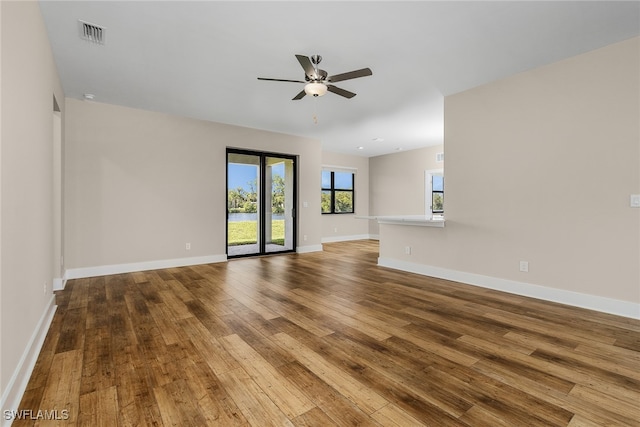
left=272, top=174, right=285, bottom=214
left=228, top=187, right=247, bottom=210
left=244, top=201, right=257, bottom=213
left=321, top=191, right=331, bottom=213
left=335, top=191, right=353, bottom=213
left=433, top=193, right=443, bottom=211
left=247, top=179, right=258, bottom=203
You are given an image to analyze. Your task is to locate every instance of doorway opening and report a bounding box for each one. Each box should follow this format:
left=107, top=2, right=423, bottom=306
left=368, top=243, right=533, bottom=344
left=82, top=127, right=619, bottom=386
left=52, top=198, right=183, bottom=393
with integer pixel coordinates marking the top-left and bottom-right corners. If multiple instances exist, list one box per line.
left=227, top=149, right=297, bottom=258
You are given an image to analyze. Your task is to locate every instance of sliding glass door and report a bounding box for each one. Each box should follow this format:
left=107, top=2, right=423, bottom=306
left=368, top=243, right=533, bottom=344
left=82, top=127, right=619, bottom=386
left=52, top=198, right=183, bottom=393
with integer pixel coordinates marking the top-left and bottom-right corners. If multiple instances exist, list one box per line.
left=264, top=155, right=296, bottom=253
left=227, top=149, right=296, bottom=258
left=227, top=151, right=261, bottom=256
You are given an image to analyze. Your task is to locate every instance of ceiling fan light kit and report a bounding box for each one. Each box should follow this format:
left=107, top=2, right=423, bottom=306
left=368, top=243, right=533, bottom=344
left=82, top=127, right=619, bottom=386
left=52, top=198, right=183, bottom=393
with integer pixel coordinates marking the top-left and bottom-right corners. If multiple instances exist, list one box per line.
left=258, top=54, right=372, bottom=100
left=304, top=82, right=327, bottom=97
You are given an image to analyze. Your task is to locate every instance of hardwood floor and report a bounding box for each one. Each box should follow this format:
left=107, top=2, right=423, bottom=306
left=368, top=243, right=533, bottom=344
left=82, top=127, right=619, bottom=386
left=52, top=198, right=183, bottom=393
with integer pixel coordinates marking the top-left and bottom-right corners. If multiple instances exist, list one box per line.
left=15, top=240, right=640, bottom=426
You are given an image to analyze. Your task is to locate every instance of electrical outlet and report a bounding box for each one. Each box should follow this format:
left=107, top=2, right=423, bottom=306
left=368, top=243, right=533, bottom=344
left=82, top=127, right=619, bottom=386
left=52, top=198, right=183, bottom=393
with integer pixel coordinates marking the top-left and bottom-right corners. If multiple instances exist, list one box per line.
left=519, top=261, right=529, bottom=272
left=334, top=227, right=338, bottom=233
left=631, top=194, right=640, bottom=208
left=185, top=243, right=191, bottom=250
left=405, top=246, right=411, bottom=255
left=303, top=234, right=308, bottom=241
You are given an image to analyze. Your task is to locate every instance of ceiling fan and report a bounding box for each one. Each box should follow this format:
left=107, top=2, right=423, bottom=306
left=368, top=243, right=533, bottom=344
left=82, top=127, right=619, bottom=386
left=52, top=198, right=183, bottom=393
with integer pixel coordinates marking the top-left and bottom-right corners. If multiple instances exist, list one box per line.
left=257, top=54, right=372, bottom=100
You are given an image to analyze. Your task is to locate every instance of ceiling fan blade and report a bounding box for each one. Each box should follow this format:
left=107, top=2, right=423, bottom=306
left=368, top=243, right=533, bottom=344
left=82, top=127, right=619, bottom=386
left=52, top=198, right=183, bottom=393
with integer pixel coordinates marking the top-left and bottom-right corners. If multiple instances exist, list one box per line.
left=257, top=77, right=306, bottom=83
left=327, top=85, right=356, bottom=99
left=327, top=68, right=372, bottom=83
left=295, top=54, right=317, bottom=79
left=292, top=90, right=306, bottom=100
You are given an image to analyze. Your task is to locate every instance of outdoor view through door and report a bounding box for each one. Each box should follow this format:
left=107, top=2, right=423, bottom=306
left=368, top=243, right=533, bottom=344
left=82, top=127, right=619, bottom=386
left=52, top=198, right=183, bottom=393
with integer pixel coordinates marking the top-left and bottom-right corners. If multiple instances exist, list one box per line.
left=227, top=149, right=296, bottom=257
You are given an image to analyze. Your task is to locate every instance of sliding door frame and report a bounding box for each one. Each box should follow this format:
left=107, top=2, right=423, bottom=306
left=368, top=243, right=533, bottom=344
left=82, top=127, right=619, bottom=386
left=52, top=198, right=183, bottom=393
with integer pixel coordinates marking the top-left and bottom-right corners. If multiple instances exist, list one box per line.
left=226, top=148, right=297, bottom=258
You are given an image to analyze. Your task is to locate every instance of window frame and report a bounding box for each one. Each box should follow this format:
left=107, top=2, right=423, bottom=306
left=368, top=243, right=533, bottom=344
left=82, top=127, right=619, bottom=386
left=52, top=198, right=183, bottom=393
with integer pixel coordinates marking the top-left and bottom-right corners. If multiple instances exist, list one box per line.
left=425, top=169, right=444, bottom=218
left=321, top=170, right=355, bottom=214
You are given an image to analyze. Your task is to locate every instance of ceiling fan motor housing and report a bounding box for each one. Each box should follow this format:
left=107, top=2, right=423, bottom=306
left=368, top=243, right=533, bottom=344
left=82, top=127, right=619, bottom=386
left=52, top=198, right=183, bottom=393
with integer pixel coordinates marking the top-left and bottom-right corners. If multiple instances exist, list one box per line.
left=305, top=69, right=328, bottom=82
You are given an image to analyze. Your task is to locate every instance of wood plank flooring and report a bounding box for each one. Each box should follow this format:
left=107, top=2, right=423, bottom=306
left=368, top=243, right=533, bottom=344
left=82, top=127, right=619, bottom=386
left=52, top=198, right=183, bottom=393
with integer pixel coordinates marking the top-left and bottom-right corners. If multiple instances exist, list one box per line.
left=14, top=240, right=640, bottom=426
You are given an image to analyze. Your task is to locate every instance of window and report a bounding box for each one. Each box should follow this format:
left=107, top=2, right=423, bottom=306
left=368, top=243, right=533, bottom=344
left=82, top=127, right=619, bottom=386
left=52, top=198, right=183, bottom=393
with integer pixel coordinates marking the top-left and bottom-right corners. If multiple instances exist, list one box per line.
left=425, top=169, right=444, bottom=217
left=432, top=175, right=444, bottom=214
left=321, top=170, right=354, bottom=214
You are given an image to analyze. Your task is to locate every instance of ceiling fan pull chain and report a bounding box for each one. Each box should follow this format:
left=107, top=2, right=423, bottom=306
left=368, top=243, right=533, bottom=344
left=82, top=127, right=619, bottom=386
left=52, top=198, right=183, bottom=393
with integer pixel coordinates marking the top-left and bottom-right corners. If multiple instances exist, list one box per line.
left=313, top=96, right=319, bottom=125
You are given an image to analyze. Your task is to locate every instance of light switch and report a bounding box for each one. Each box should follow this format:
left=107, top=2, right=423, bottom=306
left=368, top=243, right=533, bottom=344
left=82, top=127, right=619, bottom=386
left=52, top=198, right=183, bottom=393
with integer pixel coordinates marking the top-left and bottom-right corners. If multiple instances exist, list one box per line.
left=303, top=201, right=309, bottom=208
left=631, top=195, right=640, bottom=208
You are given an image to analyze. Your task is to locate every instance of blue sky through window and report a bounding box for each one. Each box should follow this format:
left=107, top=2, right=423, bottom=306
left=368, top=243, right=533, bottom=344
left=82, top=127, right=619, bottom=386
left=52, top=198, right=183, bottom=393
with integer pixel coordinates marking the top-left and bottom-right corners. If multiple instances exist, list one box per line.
left=228, top=163, right=257, bottom=191
left=321, top=171, right=331, bottom=188
left=228, top=163, right=284, bottom=191
left=335, top=172, right=353, bottom=189
left=433, top=175, right=444, bottom=191
left=322, top=171, right=353, bottom=189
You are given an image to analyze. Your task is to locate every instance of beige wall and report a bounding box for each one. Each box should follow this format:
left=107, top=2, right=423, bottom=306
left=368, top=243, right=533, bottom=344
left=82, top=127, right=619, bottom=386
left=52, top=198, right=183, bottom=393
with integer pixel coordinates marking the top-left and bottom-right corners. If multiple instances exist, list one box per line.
left=321, top=151, right=370, bottom=241
left=1, top=0, right=65, bottom=402
left=369, top=145, right=444, bottom=235
left=379, top=37, right=640, bottom=310
left=64, top=99, right=322, bottom=270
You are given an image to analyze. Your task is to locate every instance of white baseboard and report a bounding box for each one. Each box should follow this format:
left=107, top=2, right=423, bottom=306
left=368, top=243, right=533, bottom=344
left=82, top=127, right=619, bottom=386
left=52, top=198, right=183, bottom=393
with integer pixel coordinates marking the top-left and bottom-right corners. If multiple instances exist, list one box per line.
left=378, top=257, right=640, bottom=320
left=52, top=277, right=66, bottom=291
left=65, top=254, right=227, bottom=280
left=1, top=295, right=57, bottom=427
left=296, top=244, right=323, bottom=254
left=321, top=234, right=374, bottom=243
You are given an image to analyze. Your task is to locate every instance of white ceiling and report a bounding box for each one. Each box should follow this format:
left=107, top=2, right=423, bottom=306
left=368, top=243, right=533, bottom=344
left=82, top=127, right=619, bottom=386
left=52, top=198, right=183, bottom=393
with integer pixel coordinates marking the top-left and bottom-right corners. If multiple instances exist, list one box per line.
left=39, top=1, right=640, bottom=157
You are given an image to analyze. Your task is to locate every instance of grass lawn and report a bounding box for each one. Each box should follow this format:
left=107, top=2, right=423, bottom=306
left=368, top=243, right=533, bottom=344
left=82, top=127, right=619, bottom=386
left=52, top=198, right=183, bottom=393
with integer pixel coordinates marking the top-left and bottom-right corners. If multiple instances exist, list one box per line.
left=228, top=220, right=285, bottom=246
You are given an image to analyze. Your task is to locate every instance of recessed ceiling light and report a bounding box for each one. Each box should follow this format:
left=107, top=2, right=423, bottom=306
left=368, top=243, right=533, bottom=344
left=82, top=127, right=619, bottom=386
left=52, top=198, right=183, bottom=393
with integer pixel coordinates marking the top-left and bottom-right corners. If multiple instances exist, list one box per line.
left=395, top=147, right=403, bottom=151
left=83, top=93, right=95, bottom=100
left=357, top=146, right=364, bottom=150
left=372, top=137, right=384, bottom=142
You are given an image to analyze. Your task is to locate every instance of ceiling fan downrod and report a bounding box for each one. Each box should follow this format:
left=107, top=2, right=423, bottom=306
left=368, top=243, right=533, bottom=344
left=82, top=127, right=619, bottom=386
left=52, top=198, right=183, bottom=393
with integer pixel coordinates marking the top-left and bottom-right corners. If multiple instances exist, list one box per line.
left=310, top=55, right=327, bottom=83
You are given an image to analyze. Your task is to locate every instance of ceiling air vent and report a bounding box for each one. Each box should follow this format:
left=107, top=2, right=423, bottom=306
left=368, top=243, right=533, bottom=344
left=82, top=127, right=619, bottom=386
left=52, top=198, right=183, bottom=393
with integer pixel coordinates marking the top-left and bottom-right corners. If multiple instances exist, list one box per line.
left=436, top=152, right=444, bottom=163
left=78, top=20, right=105, bottom=45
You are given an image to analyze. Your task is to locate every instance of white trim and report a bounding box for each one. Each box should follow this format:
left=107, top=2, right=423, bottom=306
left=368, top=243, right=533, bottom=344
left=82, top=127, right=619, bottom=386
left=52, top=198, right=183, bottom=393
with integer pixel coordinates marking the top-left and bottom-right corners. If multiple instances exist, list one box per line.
left=1, top=295, right=57, bottom=426
left=377, top=216, right=445, bottom=227
left=356, top=215, right=445, bottom=227
left=378, top=257, right=640, bottom=320
left=296, top=244, right=323, bottom=254
left=321, top=164, right=358, bottom=174
left=65, top=254, right=227, bottom=280
left=52, top=277, right=66, bottom=291
left=321, top=234, right=375, bottom=243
